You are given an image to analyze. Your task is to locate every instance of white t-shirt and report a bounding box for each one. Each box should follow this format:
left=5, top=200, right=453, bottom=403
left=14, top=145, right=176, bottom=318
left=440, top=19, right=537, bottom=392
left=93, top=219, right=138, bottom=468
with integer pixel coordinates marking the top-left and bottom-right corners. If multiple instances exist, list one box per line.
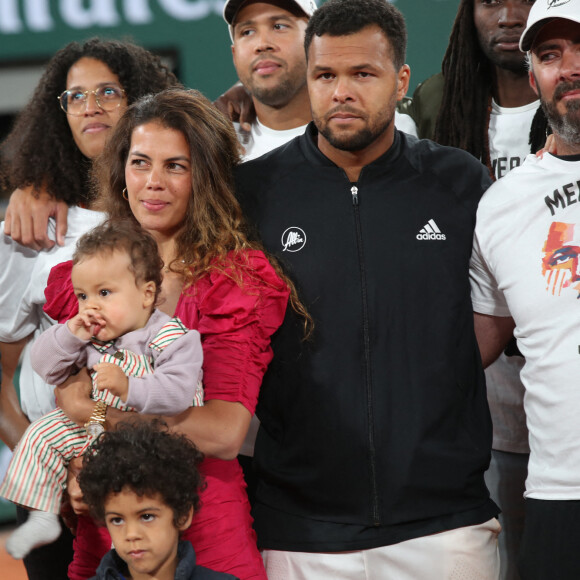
left=489, top=99, right=540, bottom=180
left=394, top=110, right=419, bottom=139
left=471, top=153, right=580, bottom=499
left=485, top=98, right=540, bottom=454
left=0, top=207, right=105, bottom=421
left=235, top=111, right=419, bottom=162
left=235, top=119, right=308, bottom=162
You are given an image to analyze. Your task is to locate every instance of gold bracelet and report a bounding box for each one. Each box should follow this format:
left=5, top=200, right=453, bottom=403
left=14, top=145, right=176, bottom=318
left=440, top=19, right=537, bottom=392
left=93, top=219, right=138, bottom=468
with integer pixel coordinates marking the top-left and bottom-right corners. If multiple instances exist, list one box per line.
left=84, top=400, right=107, bottom=439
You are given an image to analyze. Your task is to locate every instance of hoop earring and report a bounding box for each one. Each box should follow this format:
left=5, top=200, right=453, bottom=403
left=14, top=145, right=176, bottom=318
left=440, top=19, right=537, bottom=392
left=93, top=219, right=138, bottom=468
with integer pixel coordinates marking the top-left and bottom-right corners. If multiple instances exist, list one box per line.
left=122, top=188, right=128, bottom=201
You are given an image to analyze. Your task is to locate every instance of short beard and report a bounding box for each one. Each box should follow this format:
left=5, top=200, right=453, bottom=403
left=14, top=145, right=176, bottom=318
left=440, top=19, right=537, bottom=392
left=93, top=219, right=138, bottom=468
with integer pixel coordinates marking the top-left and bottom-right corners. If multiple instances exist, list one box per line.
left=245, top=61, right=307, bottom=109
left=539, top=80, right=580, bottom=147
left=314, top=92, right=397, bottom=152
left=252, top=77, right=304, bottom=108
left=317, top=115, right=394, bottom=151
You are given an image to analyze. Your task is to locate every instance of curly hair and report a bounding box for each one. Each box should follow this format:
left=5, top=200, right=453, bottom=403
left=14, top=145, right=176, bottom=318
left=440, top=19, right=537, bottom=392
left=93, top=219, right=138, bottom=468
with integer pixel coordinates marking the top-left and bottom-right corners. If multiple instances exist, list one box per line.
left=95, top=88, right=313, bottom=337
left=433, top=0, right=549, bottom=172
left=304, top=0, right=407, bottom=69
left=0, top=37, right=180, bottom=206
left=78, top=419, right=204, bottom=526
left=73, top=219, right=164, bottom=305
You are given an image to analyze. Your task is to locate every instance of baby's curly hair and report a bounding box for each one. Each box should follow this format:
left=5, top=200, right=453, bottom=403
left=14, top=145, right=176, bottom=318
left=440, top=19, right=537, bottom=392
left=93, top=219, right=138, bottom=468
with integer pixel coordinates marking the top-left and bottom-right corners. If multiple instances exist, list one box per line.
left=73, top=219, right=164, bottom=306
left=78, top=419, right=204, bottom=527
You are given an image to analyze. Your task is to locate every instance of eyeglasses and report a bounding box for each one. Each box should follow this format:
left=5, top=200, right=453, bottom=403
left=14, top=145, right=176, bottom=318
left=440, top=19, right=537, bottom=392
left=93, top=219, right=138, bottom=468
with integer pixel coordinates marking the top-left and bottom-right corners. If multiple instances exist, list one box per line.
left=58, top=86, right=126, bottom=116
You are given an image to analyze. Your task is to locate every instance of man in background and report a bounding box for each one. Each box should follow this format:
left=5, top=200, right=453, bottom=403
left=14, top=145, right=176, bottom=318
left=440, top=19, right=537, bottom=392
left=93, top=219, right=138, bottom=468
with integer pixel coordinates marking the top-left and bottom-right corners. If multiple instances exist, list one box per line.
left=222, top=0, right=315, bottom=160
left=219, top=0, right=417, bottom=161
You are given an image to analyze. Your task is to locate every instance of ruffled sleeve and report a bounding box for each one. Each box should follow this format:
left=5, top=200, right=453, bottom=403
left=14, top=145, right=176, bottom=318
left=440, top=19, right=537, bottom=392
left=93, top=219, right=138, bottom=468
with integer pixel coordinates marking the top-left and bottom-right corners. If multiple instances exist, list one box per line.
left=43, top=260, right=78, bottom=323
left=175, top=250, right=289, bottom=414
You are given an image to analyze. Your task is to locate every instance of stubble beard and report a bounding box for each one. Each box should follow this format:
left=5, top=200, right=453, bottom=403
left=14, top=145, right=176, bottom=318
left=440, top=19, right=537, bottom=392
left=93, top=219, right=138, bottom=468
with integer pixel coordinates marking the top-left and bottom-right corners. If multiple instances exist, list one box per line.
left=245, top=62, right=307, bottom=109
left=313, top=92, right=397, bottom=152
left=539, top=80, right=580, bottom=147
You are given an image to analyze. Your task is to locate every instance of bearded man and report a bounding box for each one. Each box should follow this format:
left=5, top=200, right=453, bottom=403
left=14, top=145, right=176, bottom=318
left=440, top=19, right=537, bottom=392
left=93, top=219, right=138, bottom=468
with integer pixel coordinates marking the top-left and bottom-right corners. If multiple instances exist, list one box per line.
left=471, top=2, right=580, bottom=578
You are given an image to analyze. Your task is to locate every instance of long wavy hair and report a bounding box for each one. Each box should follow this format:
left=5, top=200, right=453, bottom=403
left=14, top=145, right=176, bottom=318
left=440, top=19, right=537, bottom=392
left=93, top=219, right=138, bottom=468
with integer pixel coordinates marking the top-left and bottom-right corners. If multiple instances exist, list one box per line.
left=0, top=38, right=180, bottom=205
left=95, top=88, right=312, bottom=336
left=433, top=0, right=549, bottom=171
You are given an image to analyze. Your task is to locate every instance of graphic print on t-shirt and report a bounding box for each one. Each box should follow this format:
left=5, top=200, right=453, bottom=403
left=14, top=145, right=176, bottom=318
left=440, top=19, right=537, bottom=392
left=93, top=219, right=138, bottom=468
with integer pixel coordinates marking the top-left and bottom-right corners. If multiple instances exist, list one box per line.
left=542, top=221, right=580, bottom=297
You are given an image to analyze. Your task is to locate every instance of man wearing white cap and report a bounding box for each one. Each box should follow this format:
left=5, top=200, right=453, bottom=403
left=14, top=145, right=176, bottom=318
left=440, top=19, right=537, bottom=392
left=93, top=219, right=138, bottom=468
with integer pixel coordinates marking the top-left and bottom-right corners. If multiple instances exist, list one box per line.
left=471, top=1, right=580, bottom=577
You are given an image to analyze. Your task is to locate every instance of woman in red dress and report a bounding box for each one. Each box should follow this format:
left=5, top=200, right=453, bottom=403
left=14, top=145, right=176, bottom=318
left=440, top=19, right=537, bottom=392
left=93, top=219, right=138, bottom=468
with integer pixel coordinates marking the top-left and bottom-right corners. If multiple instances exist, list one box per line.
left=51, top=88, right=308, bottom=580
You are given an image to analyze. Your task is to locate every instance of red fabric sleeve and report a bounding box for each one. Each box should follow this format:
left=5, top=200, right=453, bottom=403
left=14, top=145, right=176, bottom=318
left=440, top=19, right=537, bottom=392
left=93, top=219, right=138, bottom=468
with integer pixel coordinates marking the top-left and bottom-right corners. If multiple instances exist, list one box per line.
left=68, top=515, right=111, bottom=580
left=44, top=251, right=289, bottom=414
left=176, top=250, right=289, bottom=414
left=43, top=260, right=78, bottom=323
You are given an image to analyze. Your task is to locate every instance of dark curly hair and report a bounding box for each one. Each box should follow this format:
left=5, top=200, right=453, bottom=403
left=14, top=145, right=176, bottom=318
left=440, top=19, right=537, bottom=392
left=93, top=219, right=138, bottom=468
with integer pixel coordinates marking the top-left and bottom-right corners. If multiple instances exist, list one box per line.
left=304, top=0, right=407, bottom=69
left=78, top=419, right=205, bottom=527
left=73, top=219, right=164, bottom=305
left=0, top=37, right=180, bottom=206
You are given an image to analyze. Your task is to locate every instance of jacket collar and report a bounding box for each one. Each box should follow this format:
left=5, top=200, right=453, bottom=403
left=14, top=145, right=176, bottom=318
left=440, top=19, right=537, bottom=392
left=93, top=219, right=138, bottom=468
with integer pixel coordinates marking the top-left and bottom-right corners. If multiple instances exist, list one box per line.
left=298, top=121, right=404, bottom=170
left=94, top=540, right=196, bottom=579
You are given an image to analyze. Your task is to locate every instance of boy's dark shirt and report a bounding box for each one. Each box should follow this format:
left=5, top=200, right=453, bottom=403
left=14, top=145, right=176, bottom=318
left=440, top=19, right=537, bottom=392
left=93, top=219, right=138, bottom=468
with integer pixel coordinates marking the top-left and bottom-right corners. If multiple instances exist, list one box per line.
left=89, top=540, right=239, bottom=580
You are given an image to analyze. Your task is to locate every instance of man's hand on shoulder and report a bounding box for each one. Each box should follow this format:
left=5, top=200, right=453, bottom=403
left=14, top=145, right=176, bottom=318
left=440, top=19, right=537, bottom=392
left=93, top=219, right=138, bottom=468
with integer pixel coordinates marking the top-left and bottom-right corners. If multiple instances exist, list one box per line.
left=536, top=134, right=557, bottom=159
left=4, top=185, right=68, bottom=250
left=214, top=82, right=255, bottom=134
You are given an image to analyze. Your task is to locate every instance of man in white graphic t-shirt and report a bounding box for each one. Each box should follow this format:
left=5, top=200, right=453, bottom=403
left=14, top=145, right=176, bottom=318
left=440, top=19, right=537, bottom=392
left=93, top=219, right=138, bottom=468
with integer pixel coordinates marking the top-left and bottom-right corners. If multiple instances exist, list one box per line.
left=472, top=2, right=580, bottom=577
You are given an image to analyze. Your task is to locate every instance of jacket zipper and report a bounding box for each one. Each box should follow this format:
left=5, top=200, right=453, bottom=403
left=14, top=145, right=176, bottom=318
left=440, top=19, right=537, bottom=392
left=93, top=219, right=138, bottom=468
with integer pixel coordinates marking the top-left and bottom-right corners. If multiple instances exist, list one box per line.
left=350, top=182, right=380, bottom=526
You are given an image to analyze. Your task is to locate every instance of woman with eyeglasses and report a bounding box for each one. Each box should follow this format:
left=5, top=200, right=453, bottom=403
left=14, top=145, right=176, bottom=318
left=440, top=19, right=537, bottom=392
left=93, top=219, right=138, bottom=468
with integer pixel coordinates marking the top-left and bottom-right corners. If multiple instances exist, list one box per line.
left=0, top=37, right=179, bottom=580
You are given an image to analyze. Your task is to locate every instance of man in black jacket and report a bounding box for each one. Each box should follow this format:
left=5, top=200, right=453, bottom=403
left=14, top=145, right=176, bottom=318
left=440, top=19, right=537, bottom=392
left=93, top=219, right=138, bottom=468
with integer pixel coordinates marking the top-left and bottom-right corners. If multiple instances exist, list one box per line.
left=236, top=0, right=499, bottom=578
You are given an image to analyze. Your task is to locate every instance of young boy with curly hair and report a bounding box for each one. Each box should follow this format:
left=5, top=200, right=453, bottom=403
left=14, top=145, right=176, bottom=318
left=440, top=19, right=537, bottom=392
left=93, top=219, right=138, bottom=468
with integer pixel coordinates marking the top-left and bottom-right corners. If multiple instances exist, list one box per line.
left=0, top=220, right=204, bottom=559
left=79, top=420, right=238, bottom=580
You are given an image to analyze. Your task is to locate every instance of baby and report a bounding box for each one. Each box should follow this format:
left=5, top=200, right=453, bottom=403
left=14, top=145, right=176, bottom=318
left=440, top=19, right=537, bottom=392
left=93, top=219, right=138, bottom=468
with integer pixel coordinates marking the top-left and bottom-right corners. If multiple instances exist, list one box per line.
left=0, top=219, right=203, bottom=559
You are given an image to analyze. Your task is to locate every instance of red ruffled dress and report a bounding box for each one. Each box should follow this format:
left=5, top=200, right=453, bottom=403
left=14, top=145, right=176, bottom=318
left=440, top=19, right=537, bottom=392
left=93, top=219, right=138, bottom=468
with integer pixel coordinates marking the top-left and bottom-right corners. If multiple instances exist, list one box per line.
left=43, top=250, right=289, bottom=580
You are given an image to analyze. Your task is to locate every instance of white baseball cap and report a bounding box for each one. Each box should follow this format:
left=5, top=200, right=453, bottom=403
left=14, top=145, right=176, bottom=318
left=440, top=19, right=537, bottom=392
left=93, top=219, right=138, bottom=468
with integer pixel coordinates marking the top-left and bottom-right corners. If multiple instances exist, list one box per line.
left=224, top=0, right=317, bottom=41
left=520, top=0, right=580, bottom=51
